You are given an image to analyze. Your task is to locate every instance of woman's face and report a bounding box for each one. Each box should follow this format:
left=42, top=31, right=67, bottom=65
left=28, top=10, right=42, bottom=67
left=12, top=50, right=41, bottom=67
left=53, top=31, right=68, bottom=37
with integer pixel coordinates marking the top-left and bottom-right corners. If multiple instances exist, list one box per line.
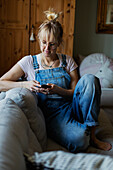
left=39, top=30, right=58, bottom=57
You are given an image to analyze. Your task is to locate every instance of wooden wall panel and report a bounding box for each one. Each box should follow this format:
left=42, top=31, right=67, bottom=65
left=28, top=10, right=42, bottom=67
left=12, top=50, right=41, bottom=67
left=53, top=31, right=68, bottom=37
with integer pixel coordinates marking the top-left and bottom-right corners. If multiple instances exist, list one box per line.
left=0, top=29, right=9, bottom=74
left=0, top=0, right=30, bottom=76
left=0, top=0, right=76, bottom=76
left=63, top=0, right=76, bottom=56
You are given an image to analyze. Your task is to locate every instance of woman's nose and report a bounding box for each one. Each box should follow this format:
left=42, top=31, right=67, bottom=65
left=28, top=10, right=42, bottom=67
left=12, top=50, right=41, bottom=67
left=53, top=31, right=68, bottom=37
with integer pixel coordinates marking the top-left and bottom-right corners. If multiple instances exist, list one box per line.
left=45, top=43, right=50, bottom=50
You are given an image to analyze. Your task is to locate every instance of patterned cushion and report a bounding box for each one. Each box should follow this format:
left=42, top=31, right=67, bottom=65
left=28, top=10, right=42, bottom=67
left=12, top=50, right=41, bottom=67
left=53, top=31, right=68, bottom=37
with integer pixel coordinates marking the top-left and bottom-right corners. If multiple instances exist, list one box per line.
left=24, top=150, right=113, bottom=170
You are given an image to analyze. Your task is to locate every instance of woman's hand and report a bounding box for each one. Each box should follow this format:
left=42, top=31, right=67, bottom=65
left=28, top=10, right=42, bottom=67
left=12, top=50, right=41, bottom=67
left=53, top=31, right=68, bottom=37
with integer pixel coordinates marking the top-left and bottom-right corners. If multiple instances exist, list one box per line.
left=46, top=83, right=74, bottom=99
left=22, top=80, right=41, bottom=92
left=46, top=83, right=59, bottom=94
left=29, top=83, right=56, bottom=95
left=37, top=84, right=53, bottom=95
left=23, top=81, right=53, bottom=95
left=41, top=83, right=64, bottom=95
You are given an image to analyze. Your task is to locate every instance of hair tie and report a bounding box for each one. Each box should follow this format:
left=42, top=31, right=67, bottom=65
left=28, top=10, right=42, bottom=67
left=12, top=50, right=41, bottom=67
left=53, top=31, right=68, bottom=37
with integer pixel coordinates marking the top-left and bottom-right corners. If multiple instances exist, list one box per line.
left=44, top=8, right=62, bottom=22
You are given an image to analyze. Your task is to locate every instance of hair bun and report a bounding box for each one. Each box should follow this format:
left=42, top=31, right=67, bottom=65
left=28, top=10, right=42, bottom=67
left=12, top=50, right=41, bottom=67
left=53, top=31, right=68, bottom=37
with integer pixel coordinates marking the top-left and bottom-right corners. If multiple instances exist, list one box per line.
left=44, top=8, right=61, bottom=21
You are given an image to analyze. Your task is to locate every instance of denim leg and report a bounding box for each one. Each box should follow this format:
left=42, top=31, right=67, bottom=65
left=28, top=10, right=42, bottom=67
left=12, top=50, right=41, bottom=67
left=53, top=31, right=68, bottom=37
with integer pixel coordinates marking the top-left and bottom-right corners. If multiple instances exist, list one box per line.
left=47, top=112, right=90, bottom=153
left=72, top=74, right=101, bottom=127
left=47, top=74, right=101, bottom=153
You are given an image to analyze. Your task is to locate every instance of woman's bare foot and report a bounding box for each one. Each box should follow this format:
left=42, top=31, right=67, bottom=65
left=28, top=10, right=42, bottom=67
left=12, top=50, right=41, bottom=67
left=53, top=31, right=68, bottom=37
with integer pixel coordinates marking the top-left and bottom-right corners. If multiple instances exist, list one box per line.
left=90, top=126, right=112, bottom=151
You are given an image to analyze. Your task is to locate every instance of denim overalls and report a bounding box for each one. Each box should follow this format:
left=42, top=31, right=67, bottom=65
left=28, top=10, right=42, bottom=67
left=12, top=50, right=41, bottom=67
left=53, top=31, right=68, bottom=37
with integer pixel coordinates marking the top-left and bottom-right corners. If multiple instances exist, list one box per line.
left=32, top=54, right=101, bottom=153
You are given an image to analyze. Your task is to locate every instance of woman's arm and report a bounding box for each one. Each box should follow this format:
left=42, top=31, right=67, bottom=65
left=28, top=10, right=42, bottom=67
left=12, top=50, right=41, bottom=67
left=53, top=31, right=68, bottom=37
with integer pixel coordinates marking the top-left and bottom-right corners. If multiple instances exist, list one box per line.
left=0, top=64, right=25, bottom=91
left=0, top=64, right=40, bottom=92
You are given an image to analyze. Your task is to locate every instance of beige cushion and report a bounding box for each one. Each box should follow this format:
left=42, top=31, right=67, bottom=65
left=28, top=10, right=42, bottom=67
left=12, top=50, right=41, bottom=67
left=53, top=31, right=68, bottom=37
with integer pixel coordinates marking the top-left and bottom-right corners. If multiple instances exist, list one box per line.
left=5, top=88, right=47, bottom=151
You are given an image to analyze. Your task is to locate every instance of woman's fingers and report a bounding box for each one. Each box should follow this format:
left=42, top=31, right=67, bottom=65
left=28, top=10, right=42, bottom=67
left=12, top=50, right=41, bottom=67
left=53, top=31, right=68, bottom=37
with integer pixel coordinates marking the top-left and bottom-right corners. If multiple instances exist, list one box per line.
left=30, top=81, right=56, bottom=95
left=28, top=80, right=40, bottom=92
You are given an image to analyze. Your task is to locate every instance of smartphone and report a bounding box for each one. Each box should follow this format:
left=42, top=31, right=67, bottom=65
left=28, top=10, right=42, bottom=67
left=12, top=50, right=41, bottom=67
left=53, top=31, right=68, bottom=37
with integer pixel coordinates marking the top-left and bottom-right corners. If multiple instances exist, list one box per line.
left=41, top=84, right=51, bottom=89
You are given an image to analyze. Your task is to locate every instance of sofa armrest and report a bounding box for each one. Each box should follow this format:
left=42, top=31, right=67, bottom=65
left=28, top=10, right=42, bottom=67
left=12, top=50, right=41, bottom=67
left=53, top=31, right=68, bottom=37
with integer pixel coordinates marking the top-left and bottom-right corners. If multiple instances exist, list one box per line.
left=101, top=88, right=113, bottom=107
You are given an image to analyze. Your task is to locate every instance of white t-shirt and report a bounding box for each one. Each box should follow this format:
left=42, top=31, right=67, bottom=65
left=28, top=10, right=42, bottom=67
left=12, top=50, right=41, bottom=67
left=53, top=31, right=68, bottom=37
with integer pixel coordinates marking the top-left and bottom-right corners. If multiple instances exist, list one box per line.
left=17, top=53, right=78, bottom=81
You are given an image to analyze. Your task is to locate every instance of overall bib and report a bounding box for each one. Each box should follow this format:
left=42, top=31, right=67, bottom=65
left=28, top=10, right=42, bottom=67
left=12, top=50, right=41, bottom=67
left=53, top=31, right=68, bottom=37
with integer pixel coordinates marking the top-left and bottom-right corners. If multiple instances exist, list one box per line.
left=32, top=54, right=101, bottom=153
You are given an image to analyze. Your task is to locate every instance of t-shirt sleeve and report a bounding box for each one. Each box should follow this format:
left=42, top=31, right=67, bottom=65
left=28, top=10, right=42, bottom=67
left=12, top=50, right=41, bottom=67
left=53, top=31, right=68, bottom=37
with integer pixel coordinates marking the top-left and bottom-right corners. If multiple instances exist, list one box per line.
left=66, top=55, right=78, bottom=73
left=17, top=55, right=35, bottom=80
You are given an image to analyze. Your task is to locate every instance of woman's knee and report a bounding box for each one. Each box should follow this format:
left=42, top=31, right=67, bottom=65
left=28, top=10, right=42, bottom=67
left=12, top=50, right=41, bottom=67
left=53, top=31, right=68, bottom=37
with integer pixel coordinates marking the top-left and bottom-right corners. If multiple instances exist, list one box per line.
left=75, top=74, right=101, bottom=95
left=81, top=74, right=100, bottom=88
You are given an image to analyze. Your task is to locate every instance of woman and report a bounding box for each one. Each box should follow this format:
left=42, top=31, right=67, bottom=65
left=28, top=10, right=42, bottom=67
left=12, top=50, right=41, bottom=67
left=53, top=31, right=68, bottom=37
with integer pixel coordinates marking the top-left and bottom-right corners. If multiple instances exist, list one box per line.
left=0, top=9, right=111, bottom=152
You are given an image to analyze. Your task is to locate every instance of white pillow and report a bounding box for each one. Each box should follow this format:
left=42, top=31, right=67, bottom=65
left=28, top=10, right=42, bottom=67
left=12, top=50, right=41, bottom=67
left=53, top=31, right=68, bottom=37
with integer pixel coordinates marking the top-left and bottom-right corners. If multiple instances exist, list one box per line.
left=0, top=97, right=43, bottom=170
left=79, top=53, right=113, bottom=88
left=0, top=98, right=28, bottom=170
left=5, top=88, right=47, bottom=151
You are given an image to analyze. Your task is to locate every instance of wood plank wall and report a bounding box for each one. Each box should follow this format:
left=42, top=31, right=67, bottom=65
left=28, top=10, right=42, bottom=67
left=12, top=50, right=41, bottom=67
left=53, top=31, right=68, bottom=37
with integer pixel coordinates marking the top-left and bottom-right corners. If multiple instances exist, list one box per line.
left=0, top=0, right=75, bottom=77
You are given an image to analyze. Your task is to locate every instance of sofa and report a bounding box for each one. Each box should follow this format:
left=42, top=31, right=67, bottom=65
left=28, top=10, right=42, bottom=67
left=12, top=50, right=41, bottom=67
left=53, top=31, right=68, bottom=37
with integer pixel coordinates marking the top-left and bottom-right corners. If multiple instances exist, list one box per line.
left=0, top=87, right=113, bottom=170
left=0, top=53, right=113, bottom=170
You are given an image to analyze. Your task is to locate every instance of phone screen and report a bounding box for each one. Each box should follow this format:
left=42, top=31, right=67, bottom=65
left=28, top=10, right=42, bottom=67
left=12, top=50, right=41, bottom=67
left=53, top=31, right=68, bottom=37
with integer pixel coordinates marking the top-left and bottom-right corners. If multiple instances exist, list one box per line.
left=41, top=84, right=51, bottom=88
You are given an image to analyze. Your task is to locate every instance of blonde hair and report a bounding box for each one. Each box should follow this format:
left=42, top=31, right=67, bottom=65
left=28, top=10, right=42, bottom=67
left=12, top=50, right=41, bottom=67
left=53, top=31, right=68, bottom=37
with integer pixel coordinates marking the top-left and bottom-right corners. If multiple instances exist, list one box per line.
left=38, top=8, right=63, bottom=45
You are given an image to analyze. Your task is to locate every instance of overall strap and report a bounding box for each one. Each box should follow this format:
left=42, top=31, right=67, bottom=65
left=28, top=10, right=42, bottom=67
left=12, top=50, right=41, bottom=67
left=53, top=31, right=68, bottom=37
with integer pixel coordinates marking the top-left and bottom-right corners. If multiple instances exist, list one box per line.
left=32, top=55, right=39, bottom=70
left=61, top=54, right=67, bottom=67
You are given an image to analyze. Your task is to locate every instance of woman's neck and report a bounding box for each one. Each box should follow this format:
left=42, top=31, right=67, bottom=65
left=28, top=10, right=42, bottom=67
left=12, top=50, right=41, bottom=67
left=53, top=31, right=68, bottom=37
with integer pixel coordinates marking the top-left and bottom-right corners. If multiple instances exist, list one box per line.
left=41, top=53, right=59, bottom=68
left=42, top=53, right=58, bottom=63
